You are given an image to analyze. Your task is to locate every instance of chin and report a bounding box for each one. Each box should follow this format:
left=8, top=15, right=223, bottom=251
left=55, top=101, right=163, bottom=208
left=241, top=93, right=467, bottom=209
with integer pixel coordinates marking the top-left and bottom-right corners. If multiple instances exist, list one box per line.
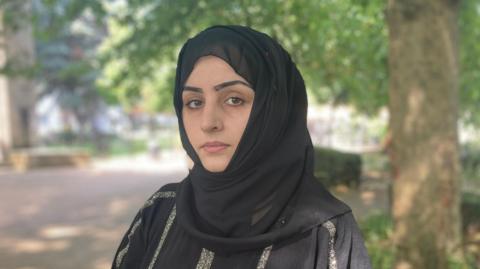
left=202, top=161, right=228, bottom=173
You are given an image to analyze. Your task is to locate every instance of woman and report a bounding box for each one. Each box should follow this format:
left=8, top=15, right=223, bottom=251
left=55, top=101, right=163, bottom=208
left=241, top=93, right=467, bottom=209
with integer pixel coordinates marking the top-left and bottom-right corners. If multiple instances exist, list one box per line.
left=112, top=25, right=372, bottom=269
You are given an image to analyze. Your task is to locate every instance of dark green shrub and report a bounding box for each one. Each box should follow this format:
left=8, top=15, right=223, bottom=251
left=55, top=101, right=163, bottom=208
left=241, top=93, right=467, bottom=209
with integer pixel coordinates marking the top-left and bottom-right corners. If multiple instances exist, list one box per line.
left=313, top=147, right=362, bottom=187
left=461, top=143, right=480, bottom=182
left=360, top=213, right=395, bottom=269
left=462, top=192, right=480, bottom=231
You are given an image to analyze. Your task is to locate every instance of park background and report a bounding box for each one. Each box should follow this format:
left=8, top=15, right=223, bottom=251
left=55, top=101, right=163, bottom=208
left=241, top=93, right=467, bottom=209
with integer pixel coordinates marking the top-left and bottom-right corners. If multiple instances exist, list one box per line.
left=0, top=0, right=479, bottom=268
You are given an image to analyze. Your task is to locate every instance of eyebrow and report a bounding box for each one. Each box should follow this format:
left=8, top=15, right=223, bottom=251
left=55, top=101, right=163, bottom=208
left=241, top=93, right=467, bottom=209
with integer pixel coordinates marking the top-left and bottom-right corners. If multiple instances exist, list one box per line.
left=183, top=80, right=252, bottom=93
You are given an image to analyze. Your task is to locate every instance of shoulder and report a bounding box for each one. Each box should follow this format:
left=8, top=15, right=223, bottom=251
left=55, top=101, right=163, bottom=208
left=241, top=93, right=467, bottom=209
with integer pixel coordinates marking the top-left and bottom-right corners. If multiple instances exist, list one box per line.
left=317, top=212, right=372, bottom=269
left=146, top=183, right=178, bottom=203
left=135, top=182, right=179, bottom=225
left=319, top=211, right=360, bottom=237
left=134, top=183, right=179, bottom=239
left=141, top=182, right=179, bottom=211
left=112, top=183, right=180, bottom=269
left=290, top=178, right=352, bottom=230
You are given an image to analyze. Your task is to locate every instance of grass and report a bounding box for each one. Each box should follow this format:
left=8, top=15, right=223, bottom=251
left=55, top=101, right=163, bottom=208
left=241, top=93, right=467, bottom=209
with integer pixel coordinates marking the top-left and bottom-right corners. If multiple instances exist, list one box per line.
left=40, top=134, right=180, bottom=158
left=107, top=138, right=147, bottom=156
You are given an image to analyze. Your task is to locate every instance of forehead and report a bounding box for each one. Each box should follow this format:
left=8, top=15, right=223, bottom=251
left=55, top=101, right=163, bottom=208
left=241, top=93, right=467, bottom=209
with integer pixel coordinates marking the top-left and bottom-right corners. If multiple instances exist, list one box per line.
left=184, top=56, right=249, bottom=87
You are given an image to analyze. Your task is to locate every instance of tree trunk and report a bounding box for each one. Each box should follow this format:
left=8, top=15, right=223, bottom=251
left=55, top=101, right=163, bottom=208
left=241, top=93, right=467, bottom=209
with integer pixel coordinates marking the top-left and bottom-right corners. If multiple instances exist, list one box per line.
left=386, top=0, right=463, bottom=268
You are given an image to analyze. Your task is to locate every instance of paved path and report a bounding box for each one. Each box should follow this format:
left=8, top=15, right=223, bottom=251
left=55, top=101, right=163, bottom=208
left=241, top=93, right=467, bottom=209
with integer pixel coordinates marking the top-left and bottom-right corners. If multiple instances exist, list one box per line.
left=0, top=152, right=388, bottom=269
left=0, top=154, right=188, bottom=269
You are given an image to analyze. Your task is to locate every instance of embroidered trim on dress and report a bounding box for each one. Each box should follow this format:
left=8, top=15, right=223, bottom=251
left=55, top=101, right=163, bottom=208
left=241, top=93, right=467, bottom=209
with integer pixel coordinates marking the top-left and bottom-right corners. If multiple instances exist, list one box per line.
left=115, top=191, right=176, bottom=268
left=256, top=245, right=273, bottom=269
left=143, top=191, right=176, bottom=208
left=322, top=220, right=337, bottom=269
left=195, top=248, right=215, bottom=269
left=115, top=218, right=142, bottom=268
left=148, top=203, right=177, bottom=269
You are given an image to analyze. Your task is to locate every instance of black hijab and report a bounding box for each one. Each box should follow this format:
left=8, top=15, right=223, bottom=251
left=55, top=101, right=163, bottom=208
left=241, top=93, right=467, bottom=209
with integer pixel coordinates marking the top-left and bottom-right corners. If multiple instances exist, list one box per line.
left=174, top=25, right=350, bottom=254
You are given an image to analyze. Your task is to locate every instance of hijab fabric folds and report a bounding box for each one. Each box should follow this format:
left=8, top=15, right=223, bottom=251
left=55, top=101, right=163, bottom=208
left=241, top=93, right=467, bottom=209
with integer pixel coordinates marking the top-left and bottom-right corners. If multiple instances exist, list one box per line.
left=174, top=25, right=349, bottom=254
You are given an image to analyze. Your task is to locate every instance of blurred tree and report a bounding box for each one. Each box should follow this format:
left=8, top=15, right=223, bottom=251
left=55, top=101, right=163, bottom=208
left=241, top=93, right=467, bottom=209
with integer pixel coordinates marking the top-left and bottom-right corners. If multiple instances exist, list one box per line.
left=1, top=0, right=109, bottom=149
left=32, top=0, right=107, bottom=144
left=40, top=3, right=108, bottom=154
left=99, top=0, right=388, bottom=114
left=100, top=0, right=480, bottom=127
left=459, top=0, right=480, bottom=126
left=0, top=0, right=110, bottom=151
left=5, top=0, right=478, bottom=124
left=387, top=0, right=463, bottom=268
left=0, top=0, right=36, bottom=160
left=3, top=0, right=479, bottom=123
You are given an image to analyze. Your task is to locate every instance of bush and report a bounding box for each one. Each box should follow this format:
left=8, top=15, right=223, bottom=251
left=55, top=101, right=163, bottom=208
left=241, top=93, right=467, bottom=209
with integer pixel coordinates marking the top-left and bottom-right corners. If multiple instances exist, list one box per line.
left=360, top=212, right=478, bottom=269
left=313, top=147, right=362, bottom=187
left=462, top=192, right=480, bottom=231
left=359, top=213, right=395, bottom=269
left=361, top=151, right=390, bottom=175
left=461, top=192, right=480, bottom=268
left=461, top=143, right=480, bottom=182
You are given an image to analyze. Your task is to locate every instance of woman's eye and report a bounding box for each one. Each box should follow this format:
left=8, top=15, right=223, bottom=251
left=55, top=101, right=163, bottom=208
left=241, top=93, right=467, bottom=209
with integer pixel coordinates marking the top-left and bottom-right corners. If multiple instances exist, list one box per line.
left=225, top=97, right=244, bottom=106
left=185, top=99, right=203, bottom=109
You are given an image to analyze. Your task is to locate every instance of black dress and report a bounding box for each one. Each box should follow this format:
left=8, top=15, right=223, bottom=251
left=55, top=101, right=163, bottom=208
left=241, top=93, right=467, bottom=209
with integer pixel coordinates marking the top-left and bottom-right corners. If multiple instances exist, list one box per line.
left=112, top=180, right=372, bottom=269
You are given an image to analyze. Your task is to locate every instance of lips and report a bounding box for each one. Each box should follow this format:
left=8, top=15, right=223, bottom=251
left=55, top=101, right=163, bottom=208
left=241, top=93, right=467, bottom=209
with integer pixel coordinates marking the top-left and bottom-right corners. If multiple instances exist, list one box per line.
left=201, top=141, right=229, bottom=153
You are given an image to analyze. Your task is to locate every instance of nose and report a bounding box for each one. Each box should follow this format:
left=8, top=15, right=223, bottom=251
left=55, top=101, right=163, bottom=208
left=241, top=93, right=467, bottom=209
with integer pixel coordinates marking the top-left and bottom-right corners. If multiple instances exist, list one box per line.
left=200, top=102, right=223, bottom=132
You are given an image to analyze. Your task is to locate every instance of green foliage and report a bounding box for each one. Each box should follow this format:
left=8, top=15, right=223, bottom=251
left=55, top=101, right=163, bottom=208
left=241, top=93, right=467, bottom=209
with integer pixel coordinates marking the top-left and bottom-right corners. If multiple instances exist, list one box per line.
left=44, top=134, right=149, bottom=157
left=4, top=0, right=480, bottom=123
left=0, top=0, right=32, bottom=31
left=43, top=128, right=182, bottom=157
left=100, top=0, right=480, bottom=122
left=461, top=142, right=480, bottom=182
left=359, top=213, right=395, bottom=269
left=1, top=0, right=107, bottom=119
left=462, top=192, right=480, bottom=231
left=32, top=0, right=105, bottom=99
left=31, top=0, right=106, bottom=40
left=101, top=0, right=388, bottom=114
left=448, top=257, right=476, bottom=269
left=108, top=137, right=147, bottom=156
left=459, top=0, right=480, bottom=126
left=360, top=212, right=478, bottom=269
left=313, top=147, right=362, bottom=187
left=361, top=151, right=390, bottom=174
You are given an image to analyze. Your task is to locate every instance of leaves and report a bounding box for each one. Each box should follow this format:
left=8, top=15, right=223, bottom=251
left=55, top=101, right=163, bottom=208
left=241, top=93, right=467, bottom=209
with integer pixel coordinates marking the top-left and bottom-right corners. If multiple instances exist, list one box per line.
left=3, top=0, right=479, bottom=123
left=459, top=0, right=480, bottom=126
left=101, top=0, right=390, bottom=115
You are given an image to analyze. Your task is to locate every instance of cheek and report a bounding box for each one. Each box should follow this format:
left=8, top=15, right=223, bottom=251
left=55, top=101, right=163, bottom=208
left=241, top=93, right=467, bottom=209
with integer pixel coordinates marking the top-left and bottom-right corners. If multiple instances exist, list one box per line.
left=183, top=115, right=198, bottom=143
left=230, top=109, right=251, bottom=141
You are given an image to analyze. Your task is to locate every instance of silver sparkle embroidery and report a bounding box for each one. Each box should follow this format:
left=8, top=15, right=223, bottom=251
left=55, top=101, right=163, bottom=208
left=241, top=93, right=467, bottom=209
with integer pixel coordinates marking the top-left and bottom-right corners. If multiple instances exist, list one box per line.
left=322, top=220, right=337, bottom=269
left=147, top=204, right=177, bottom=269
left=256, top=245, right=273, bottom=269
left=114, top=190, right=176, bottom=268
left=143, top=191, right=176, bottom=209
left=115, top=218, right=142, bottom=268
left=195, top=248, right=215, bottom=269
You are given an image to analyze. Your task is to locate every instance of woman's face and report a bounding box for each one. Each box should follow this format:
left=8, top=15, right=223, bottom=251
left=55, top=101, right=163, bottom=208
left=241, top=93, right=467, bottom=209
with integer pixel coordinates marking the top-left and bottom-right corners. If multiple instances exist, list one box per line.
left=182, top=56, right=255, bottom=172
